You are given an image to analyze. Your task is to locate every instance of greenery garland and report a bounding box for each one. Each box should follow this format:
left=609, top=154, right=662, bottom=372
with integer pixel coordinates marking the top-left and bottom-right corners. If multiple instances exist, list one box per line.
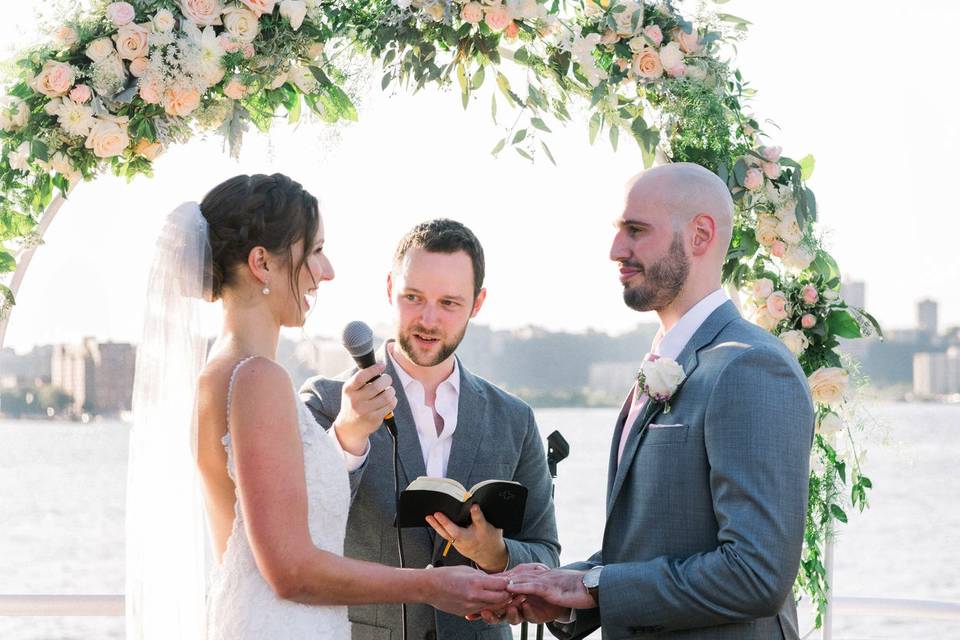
left=0, top=0, right=878, bottom=624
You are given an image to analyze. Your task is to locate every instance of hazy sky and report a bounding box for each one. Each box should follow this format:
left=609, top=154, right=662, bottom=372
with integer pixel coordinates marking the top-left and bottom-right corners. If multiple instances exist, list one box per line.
left=3, top=1, right=959, bottom=353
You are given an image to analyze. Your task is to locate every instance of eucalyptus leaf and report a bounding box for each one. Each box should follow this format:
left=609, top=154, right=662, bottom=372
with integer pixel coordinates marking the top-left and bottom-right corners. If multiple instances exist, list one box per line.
left=588, top=112, right=602, bottom=145
left=531, top=117, right=551, bottom=133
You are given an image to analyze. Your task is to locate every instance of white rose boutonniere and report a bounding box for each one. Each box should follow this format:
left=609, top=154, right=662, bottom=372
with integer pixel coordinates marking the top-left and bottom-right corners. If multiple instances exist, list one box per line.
left=635, top=356, right=685, bottom=413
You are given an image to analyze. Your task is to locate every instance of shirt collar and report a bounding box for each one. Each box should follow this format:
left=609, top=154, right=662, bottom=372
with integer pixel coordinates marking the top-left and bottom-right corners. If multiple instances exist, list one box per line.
left=654, top=288, right=729, bottom=360
left=387, top=341, right=461, bottom=395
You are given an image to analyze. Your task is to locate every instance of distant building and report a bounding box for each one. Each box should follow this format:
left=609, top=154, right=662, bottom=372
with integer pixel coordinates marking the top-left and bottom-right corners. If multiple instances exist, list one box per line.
left=588, top=361, right=639, bottom=400
left=913, top=347, right=960, bottom=397
left=840, top=279, right=866, bottom=310
left=917, top=299, right=939, bottom=339
left=52, top=338, right=136, bottom=415
left=0, top=345, right=53, bottom=388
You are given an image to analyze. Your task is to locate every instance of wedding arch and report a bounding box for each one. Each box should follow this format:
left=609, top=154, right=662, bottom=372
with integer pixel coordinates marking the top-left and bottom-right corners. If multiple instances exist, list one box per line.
left=0, top=0, right=878, bottom=623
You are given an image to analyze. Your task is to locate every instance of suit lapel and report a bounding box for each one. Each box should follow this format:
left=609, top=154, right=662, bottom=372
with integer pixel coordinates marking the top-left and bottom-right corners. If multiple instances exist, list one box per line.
left=605, top=301, right=742, bottom=515
left=382, top=345, right=428, bottom=486
left=606, top=389, right=635, bottom=505
left=445, top=359, right=487, bottom=487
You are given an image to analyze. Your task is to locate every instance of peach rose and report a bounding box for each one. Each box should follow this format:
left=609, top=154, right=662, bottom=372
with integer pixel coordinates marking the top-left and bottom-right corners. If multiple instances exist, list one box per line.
left=153, top=9, right=177, bottom=32
left=68, top=84, right=92, bottom=104
left=484, top=5, right=511, bottom=32
left=801, top=284, right=819, bottom=305
left=743, top=166, right=763, bottom=191
left=135, top=138, right=163, bottom=160
left=163, top=86, right=202, bottom=117
left=779, top=329, right=809, bottom=356
left=114, top=23, right=149, bottom=60
left=771, top=240, right=787, bottom=258
left=603, top=30, right=622, bottom=46
left=241, top=0, right=277, bottom=16
left=504, top=21, right=519, bottom=39
left=643, top=24, right=663, bottom=46
left=178, top=0, right=223, bottom=26
left=224, top=77, right=248, bottom=99
left=762, top=161, right=781, bottom=180
left=761, top=145, right=782, bottom=162
left=808, top=367, right=849, bottom=407
left=86, top=37, right=116, bottom=62
left=85, top=118, right=130, bottom=158
left=460, top=2, right=483, bottom=24
left=307, top=42, right=325, bottom=60
left=106, top=2, right=136, bottom=27
left=31, top=61, right=76, bottom=97
left=222, top=6, right=260, bottom=42
left=766, top=291, right=789, bottom=321
left=632, top=47, right=663, bottom=80
left=129, top=57, right=149, bottom=77
left=751, top=277, right=774, bottom=300
left=55, top=25, right=79, bottom=48
left=139, top=76, right=162, bottom=104
left=801, top=313, right=817, bottom=329
left=752, top=306, right=778, bottom=331
left=755, top=215, right=778, bottom=247
left=279, top=0, right=307, bottom=30
left=672, top=26, right=701, bottom=53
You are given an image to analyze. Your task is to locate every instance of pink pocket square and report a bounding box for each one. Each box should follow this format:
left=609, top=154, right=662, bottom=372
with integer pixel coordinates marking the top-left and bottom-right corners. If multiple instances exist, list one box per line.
left=648, top=423, right=686, bottom=429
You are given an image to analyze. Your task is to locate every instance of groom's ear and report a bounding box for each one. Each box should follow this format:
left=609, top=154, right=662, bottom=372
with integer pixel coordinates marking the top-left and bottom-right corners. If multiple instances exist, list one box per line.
left=386, top=272, right=394, bottom=304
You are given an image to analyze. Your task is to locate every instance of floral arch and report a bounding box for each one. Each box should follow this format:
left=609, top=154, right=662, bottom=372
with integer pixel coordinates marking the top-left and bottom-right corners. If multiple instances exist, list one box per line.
left=0, top=0, right=878, bottom=624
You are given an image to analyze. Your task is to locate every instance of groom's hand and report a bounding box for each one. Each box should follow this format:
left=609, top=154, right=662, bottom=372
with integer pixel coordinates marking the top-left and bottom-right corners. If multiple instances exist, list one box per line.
left=506, top=568, right=596, bottom=610
left=426, top=504, right=508, bottom=572
left=332, top=364, right=397, bottom=455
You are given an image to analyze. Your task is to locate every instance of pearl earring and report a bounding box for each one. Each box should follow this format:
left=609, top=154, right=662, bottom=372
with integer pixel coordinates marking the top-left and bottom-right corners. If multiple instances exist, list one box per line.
left=261, top=284, right=270, bottom=295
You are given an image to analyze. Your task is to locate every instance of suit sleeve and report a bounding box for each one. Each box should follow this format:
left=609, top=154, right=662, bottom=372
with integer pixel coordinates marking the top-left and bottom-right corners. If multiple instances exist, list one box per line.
left=299, top=378, right=367, bottom=500
left=596, top=346, right=814, bottom=636
left=502, top=407, right=561, bottom=571
left=544, top=552, right=604, bottom=640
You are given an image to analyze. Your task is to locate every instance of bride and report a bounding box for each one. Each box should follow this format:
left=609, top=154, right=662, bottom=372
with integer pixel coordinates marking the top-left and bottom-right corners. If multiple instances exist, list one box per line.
left=126, top=173, right=511, bottom=639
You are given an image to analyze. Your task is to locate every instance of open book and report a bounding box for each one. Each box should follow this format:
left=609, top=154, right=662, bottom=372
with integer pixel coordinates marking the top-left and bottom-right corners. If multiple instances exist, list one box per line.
left=397, top=476, right=528, bottom=534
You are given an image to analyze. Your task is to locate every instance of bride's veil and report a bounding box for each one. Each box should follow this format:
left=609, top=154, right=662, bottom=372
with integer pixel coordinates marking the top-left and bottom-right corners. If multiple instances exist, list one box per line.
left=126, top=202, right=213, bottom=639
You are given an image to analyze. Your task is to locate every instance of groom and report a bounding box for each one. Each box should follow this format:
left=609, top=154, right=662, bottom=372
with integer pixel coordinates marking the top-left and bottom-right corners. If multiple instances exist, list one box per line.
left=497, top=163, right=814, bottom=639
left=301, top=218, right=560, bottom=640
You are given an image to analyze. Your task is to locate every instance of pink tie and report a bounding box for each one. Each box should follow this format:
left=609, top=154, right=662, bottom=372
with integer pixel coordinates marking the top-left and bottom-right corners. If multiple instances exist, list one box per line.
left=617, top=353, right=659, bottom=465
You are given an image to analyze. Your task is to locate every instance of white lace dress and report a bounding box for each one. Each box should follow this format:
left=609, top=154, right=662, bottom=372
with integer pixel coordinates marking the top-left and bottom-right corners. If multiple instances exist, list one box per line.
left=206, top=357, right=352, bottom=639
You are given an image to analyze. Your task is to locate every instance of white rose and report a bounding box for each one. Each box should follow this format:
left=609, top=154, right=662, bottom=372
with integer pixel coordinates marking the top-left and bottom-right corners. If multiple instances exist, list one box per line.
left=640, top=357, right=685, bottom=402
left=782, top=244, right=815, bottom=273
left=0, top=96, right=29, bottom=131
left=816, top=412, right=844, bottom=437
left=106, top=2, right=136, bottom=27
left=153, top=9, right=177, bottom=32
left=779, top=330, right=809, bottom=356
left=751, top=277, right=774, bottom=301
left=114, top=23, right=150, bottom=60
left=86, top=37, right=116, bottom=62
left=658, top=41, right=684, bottom=72
left=280, top=0, right=307, bottom=30
left=7, top=141, right=31, bottom=172
left=222, top=6, right=260, bottom=42
left=775, top=210, right=803, bottom=244
left=755, top=214, right=778, bottom=247
left=808, top=367, right=849, bottom=408
left=85, top=118, right=131, bottom=158
left=178, top=0, right=223, bottom=26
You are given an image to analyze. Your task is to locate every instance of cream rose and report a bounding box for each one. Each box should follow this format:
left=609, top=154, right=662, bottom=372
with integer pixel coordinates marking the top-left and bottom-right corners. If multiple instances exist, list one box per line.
left=129, top=57, right=149, bottom=77
left=153, top=9, right=176, bottom=32
left=279, top=0, right=307, bottom=29
left=224, top=77, right=248, bottom=99
left=0, top=96, right=29, bottom=131
left=55, top=25, right=79, bottom=48
left=632, top=46, right=663, bottom=80
left=751, top=277, right=774, bottom=300
left=752, top=306, right=778, bottom=331
left=601, top=31, right=620, bottom=46
left=484, top=5, right=511, bottom=32
left=801, top=313, right=816, bottom=329
left=643, top=24, right=663, bottom=46
left=114, top=23, right=150, bottom=60
left=779, top=329, right=809, bottom=356
left=241, top=0, right=277, bottom=16
left=743, top=167, right=763, bottom=191
left=31, top=61, right=76, bottom=97
left=775, top=211, right=802, bottom=244
left=773, top=198, right=796, bottom=222
left=222, top=6, right=260, bottom=42
left=8, top=141, right=31, bottom=172
left=817, top=412, right=844, bottom=437
left=755, top=215, right=778, bottom=247
left=766, top=291, right=789, bottom=321
left=639, top=357, right=685, bottom=403
left=808, top=367, right=849, bottom=407
left=135, top=138, right=163, bottom=160
left=85, top=119, right=130, bottom=158
left=801, top=284, right=819, bottom=305
left=672, top=26, right=701, bottom=53
left=86, top=37, right=116, bottom=62
left=658, top=42, right=684, bottom=73
left=782, top=244, right=814, bottom=272
left=460, top=2, right=483, bottom=24
left=163, top=86, right=202, bottom=117
left=178, top=0, right=223, bottom=26
left=106, top=2, right=136, bottom=27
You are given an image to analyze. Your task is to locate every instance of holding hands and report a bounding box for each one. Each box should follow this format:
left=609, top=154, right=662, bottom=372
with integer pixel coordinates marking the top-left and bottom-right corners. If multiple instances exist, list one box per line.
left=470, top=563, right=597, bottom=626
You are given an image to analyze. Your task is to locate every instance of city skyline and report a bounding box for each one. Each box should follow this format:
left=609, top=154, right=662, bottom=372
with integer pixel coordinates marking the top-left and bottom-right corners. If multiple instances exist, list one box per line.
left=2, top=2, right=959, bottom=352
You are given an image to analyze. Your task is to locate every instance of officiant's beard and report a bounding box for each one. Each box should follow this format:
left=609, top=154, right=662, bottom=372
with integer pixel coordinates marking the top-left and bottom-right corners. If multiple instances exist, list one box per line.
left=622, top=232, right=690, bottom=312
left=397, top=323, right=467, bottom=367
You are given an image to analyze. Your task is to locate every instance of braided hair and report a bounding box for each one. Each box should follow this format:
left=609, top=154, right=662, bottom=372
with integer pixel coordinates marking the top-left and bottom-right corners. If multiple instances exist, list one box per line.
left=200, top=173, right=320, bottom=301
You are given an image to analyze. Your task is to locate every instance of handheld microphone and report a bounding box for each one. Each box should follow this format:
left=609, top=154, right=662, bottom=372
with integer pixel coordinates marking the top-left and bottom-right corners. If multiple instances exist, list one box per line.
left=341, top=320, right=397, bottom=437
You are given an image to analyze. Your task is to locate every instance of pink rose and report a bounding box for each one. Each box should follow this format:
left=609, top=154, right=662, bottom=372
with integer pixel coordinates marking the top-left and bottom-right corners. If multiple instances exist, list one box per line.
left=672, top=26, right=701, bottom=53
left=55, top=25, right=79, bottom=47
left=218, top=34, right=241, bottom=53
left=163, top=86, right=202, bottom=117
left=751, top=278, right=774, bottom=300
left=484, top=5, right=511, bottom=32
left=114, top=23, right=149, bottom=60
left=643, top=24, right=663, bottom=46
left=766, top=291, right=789, bottom=321
left=801, top=314, right=817, bottom=329
left=666, top=64, right=685, bottom=78
left=743, top=167, right=763, bottom=191
left=771, top=240, right=787, bottom=258
left=129, top=57, right=149, bottom=77
left=31, top=61, right=77, bottom=98
left=106, top=2, right=136, bottom=27
left=762, top=161, right=781, bottom=180
left=504, top=21, right=519, bottom=39
left=801, top=284, right=819, bottom=305
left=178, top=0, right=223, bottom=27
left=69, top=84, right=92, bottom=103
left=632, top=47, right=663, bottom=80
left=761, top=145, right=782, bottom=162
left=460, top=2, right=483, bottom=24
left=241, top=43, right=255, bottom=59
left=240, top=0, right=277, bottom=16
left=139, top=76, right=162, bottom=104
left=224, top=77, right=248, bottom=99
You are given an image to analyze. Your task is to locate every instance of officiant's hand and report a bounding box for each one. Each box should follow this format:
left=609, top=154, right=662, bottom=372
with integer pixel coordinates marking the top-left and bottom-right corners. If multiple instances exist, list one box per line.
left=332, top=364, right=397, bottom=456
left=425, top=566, right=512, bottom=616
left=426, top=504, right=508, bottom=572
left=505, top=567, right=596, bottom=610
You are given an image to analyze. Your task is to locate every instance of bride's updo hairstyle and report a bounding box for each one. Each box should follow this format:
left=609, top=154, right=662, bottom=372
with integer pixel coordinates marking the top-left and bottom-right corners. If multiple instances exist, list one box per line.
left=200, top=173, right=320, bottom=302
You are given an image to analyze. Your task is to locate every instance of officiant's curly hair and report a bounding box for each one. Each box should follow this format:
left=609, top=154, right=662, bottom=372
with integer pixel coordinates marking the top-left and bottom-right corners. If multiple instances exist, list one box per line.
left=393, top=219, right=485, bottom=298
left=200, top=173, right=320, bottom=301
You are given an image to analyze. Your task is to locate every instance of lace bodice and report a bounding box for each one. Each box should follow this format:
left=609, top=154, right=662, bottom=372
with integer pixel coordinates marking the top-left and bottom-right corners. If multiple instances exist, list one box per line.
left=206, top=357, right=351, bottom=639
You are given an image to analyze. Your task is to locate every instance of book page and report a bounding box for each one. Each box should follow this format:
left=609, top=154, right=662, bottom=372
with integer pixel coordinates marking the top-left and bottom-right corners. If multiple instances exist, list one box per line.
left=406, top=476, right=468, bottom=502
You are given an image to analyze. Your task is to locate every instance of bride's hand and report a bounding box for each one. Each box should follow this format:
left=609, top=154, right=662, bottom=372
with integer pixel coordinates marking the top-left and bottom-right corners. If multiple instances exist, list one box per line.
left=422, top=566, right=512, bottom=616
left=332, top=364, right=397, bottom=455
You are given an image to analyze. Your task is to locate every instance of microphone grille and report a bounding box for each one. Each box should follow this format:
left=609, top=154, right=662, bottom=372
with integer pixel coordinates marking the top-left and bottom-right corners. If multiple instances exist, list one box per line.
left=341, top=321, right=374, bottom=358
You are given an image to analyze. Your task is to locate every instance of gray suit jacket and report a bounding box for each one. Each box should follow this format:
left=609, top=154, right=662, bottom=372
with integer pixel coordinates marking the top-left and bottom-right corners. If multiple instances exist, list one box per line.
left=300, top=344, right=560, bottom=640
left=550, top=301, right=814, bottom=640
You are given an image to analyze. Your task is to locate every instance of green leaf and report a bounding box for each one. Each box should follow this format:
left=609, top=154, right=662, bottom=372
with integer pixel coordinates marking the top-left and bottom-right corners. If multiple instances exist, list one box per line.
left=471, top=65, right=485, bottom=90
left=30, top=140, right=49, bottom=163
left=287, top=94, right=302, bottom=123
left=515, top=147, right=534, bottom=162
left=325, top=85, right=358, bottom=121
left=530, top=117, right=551, bottom=133
left=860, top=475, right=873, bottom=489
left=588, top=112, right=602, bottom=145
left=854, top=308, right=884, bottom=340
left=540, top=141, right=556, bottom=166
left=0, top=249, right=15, bottom=273
left=827, top=310, right=862, bottom=339
left=381, top=72, right=392, bottom=91
left=608, top=124, right=619, bottom=151
left=512, top=128, right=527, bottom=144
left=457, top=63, right=469, bottom=109
left=490, top=93, right=497, bottom=125
left=383, top=49, right=397, bottom=66
left=308, top=65, right=332, bottom=87
left=490, top=138, right=506, bottom=156
left=829, top=504, right=848, bottom=524
left=799, top=154, right=816, bottom=180
left=496, top=73, right=516, bottom=105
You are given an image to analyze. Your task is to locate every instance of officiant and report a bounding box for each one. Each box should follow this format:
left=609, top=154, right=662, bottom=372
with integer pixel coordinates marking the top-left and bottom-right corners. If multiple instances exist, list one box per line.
left=301, top=218, right=560, bottom=640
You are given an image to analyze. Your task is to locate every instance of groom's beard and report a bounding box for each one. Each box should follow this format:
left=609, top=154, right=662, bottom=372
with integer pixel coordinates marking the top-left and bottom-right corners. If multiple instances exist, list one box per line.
left=396, top=323, right=466, bottom=367
left=622, top=232, right=690, bottom=312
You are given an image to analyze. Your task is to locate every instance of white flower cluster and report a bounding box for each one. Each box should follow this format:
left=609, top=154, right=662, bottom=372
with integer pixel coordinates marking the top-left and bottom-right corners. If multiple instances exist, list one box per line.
left=396, top=0, right=554, bottom=42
